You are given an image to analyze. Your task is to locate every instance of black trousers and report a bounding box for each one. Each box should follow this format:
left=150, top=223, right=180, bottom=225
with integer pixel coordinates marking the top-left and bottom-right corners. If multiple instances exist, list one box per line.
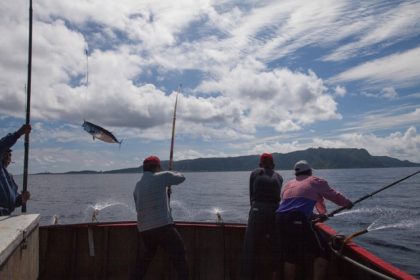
left=241, top=203, right=278, bottom=280
left=134, top=224, right=189, bottom=280
left=275, top=211, right=328, bottom=264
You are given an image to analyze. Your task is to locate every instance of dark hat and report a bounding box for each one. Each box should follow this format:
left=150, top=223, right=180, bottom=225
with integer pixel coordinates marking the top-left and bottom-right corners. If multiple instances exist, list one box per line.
left=143, top=155, right=161, bottom=167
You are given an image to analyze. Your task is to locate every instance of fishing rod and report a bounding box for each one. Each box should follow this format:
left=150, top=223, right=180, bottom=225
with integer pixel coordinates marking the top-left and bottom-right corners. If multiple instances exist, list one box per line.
left=327, top=170, right=420, bottom=219
left=22, top=0, right=33, bottom=213
left=167, top=85, right=181, bottom=202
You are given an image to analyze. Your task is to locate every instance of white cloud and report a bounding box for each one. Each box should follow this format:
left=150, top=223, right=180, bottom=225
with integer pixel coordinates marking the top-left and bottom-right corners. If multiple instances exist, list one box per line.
left=341, top=107, right=420, bottom=133
left=2, top=0, right=420, bottom=173
left=329, top=47, right=420, bottom=89
left=322, top=1, right=420, bottom=62
left=360, top=87, right=398, bottom=100
left=379, top=87, right=398, bottom=100
left=336, top=127, right=420, bottom=163
left=334, top=86, right=347, bottom=97
left=248, top=127, right=420, bottom=164
left=197, top=60, right=341, bottom=131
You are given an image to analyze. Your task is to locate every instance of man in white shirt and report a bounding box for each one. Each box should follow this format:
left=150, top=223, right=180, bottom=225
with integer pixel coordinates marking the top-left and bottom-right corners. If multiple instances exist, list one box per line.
left=133, top=155, right=188, bottom=280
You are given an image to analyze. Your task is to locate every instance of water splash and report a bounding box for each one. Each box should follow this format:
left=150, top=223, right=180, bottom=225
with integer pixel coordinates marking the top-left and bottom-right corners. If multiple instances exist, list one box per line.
left=170, top=201, right=228, bottom=223
left=91, top=201, right=127, bottom=211
left=212, top=207, right=224, bottom=223
left=367, top=219, right=420, bottom=232
left=86, top=200, right=130, bottom=222
left=334, top=207, right=385, bottom=216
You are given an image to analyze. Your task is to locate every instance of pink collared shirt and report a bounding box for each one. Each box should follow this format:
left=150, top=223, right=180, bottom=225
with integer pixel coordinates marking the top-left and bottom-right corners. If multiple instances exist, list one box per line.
left=280, top=175, right=351, bottom=214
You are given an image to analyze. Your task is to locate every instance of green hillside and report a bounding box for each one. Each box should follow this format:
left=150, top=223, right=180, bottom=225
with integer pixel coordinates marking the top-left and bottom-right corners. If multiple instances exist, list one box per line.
left=91, top=148, right=420, bottom=174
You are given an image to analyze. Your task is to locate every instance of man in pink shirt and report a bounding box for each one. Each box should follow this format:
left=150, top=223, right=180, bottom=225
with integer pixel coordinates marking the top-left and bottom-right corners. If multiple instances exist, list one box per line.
left=275, top=160, right=353, bottom=280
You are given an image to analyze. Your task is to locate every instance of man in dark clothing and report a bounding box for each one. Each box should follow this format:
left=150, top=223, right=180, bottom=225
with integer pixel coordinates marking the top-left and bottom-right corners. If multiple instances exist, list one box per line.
left=241, top=153, right=283, bottom=280
left=0, top=124, right=31, bottom=216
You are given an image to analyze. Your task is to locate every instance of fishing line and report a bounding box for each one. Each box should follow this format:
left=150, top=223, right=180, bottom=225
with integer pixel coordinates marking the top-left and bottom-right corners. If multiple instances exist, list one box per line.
left=327, top=170, right=420, bottom=219
left=82, top=47, right=89, bottom=123
left=85, top=48, right=89, bottom=87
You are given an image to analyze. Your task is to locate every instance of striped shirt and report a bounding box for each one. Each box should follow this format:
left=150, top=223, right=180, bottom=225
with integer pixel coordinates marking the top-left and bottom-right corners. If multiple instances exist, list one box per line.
left=133, top=171, right=185, bottom=232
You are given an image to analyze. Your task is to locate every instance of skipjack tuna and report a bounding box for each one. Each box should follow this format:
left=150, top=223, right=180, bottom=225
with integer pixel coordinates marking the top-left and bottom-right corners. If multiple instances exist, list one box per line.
left=82, top=120, right=123, bottom=146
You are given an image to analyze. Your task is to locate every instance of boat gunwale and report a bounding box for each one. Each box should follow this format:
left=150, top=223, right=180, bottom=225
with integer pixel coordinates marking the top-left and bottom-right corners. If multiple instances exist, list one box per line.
left=39, top=220, right=416, bottom=279
left=316, top=223, right=416, bottom=280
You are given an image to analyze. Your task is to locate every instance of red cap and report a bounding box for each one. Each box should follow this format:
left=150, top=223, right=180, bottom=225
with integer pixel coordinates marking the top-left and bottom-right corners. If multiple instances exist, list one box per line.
left=260, top=153, right=273, bottom=164
left=143, top=156, right=161, bottom=166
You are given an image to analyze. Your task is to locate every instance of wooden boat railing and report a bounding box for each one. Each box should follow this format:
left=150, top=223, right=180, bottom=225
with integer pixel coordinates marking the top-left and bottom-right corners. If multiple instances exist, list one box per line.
left=38, top=221, right=415, bottom=280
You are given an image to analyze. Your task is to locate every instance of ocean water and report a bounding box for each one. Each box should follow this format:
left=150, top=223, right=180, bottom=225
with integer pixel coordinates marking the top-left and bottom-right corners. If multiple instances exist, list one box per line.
left=16, top=167, right=420, bottom=277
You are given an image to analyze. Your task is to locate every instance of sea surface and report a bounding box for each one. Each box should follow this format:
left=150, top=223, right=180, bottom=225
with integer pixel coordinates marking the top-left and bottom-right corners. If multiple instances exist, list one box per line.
left=16, top=167, right=420, bottom=278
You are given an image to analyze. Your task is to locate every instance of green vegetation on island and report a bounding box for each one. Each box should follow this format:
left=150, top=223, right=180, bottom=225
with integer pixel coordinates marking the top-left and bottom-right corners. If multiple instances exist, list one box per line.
left=47, top=148, right=420, bottom=174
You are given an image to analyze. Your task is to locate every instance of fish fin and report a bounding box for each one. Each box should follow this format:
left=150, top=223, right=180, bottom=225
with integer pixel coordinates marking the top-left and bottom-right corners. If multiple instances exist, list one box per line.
left=92, top=136, right=95, bottom=141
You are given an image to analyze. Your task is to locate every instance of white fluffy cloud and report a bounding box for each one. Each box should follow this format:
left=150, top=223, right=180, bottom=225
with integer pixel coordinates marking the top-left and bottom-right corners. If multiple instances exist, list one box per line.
left=197, top=60, right=341, bottom=131
left=2, top=0, right=418, bottom=133
left=248, top=126, right=420, bottom=164
left=321, top=127, right=420, bottom=164
left=1, top=0, right=420, bottom=173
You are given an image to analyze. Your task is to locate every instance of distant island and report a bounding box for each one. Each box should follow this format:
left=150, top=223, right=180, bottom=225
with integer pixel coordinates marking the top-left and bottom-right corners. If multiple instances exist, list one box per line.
left=37, top=148, right=420, bottom=175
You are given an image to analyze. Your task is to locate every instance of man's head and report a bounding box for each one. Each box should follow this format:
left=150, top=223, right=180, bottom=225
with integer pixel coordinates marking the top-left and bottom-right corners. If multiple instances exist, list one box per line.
left=259, top=153, right=274, bottom=169
left=143, top=155, right=161, bottom=172
left=294, top=160, right=312, bottom=176
left=1, top=149, right=12, bottom=167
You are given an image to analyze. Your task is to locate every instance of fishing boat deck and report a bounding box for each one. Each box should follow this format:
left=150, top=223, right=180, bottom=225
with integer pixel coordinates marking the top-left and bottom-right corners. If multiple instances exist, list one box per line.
left=38, top=220, right=415, bottom=280
left=0, top=214, right=40, bottom=280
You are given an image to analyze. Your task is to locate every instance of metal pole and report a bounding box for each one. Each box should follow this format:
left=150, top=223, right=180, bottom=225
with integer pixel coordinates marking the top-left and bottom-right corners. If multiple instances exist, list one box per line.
left=22, top=0, right=33, bottom=213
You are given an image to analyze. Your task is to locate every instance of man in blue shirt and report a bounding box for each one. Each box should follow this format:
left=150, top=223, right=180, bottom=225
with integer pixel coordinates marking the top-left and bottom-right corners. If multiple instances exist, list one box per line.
left=0, top=124, right=31, bottom=216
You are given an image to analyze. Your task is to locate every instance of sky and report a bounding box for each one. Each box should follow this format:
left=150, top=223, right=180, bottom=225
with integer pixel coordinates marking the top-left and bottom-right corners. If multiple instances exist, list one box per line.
left=1, top=0, right=420, bottom=174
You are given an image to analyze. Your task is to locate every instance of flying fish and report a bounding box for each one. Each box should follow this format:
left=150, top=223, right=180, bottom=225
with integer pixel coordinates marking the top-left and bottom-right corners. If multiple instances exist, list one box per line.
left=82, top=120, right=122, bottom=146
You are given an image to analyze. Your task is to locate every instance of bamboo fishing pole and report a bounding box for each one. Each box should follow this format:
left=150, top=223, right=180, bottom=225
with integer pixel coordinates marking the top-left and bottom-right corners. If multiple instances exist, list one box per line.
left=22, top=0, right=33, bottom=213
left=327, top=170, right=420, bottom=218
left=168, top=86, right=180, bottom=202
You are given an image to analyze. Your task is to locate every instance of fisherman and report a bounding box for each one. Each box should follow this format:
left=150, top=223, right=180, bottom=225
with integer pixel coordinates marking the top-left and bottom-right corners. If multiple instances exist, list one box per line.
left=133, top=155, right=189, bottom=280
left=241, top=153, right=283, bottom=280
left=275, top=160, right=353, bottom=280
left=0, top=124, right=31, bottom=216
